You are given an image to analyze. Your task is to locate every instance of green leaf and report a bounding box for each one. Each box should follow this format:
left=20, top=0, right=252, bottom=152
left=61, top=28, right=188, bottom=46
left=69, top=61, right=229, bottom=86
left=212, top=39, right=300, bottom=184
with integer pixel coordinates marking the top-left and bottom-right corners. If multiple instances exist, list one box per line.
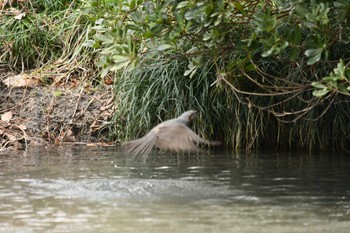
left=157, top=44, right=173, bottom=51
left=311, top=82, right=327, bottom=89
left=289, top=48, right=299, bottom=61
left=94, top=34, right=114, bottom=44
left=280, top=41, right=289, bottom=50
left=110, top=61, right=129, bottom=71
left=177, top=1, right=190, bottom=9
left=184, top=10, right=195, bottom=20
left=101, top=67, right=109, bottom=78
left=174, top=12, right=184, bottom=27
left=233, top=2, right=244, bottom=13
left=129, top=0, right=136, bottom=10
left=245, top=64, right=256, bottom=72
left=295, top=4, right=310, bottom=16
left=214, top=14, right=222, bottom=26
left=184, top=61, right=197, bottom=78
left=335, top=59, right=346, bottom=80
left=261, top=46, right=275, bottom=57
left=305, top=48, right=323, bottom=65
left=313, top=89, right=330, bottom=97
left=100, top=46, right=117, bottom=55
left=112, top=55, right=129, bottom=63
left=95, top=18, right=104, bottom=25
left=339, top=83, right=349, bottom=94
left=291, top=27, right=302, bottom=44
left=82, top=40, right=96, bottom=48
left=323, top=76, right=338, bottom=82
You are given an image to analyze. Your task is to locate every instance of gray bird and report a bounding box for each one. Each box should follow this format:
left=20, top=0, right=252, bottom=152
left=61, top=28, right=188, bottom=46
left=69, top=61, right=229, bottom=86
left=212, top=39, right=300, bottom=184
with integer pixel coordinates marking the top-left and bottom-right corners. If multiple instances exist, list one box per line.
left=122, top=110, right=220, bottom=159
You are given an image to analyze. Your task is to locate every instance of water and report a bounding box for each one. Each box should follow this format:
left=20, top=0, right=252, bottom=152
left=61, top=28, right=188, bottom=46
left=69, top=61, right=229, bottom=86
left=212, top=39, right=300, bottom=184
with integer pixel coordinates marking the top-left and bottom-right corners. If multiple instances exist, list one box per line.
left=0, top=146, right=349, bottom=233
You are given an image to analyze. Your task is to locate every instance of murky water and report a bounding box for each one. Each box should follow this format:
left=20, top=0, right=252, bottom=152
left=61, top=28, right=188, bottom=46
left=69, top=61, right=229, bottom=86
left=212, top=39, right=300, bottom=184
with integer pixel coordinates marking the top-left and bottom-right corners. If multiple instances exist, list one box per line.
left=0, top=146, right=349, bottom=233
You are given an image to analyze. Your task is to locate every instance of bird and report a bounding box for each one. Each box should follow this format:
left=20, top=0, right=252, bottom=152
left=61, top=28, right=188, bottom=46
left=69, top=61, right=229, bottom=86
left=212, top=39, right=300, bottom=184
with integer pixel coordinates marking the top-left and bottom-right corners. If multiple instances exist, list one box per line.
left=122, top=110, right=221, bottom=160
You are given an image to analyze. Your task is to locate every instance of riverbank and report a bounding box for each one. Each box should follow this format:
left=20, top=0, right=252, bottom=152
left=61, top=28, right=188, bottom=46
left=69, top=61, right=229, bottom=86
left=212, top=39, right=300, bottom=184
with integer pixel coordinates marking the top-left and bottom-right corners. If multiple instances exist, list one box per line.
left=0, top=71, right=114, bottom=150
left=1, top=1, right=349, bottom=153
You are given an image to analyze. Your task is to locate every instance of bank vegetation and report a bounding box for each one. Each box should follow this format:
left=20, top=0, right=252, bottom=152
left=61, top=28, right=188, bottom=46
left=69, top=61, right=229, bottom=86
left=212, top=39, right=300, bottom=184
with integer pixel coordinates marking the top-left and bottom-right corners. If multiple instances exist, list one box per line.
left=1, top=0, right=349, bottom=152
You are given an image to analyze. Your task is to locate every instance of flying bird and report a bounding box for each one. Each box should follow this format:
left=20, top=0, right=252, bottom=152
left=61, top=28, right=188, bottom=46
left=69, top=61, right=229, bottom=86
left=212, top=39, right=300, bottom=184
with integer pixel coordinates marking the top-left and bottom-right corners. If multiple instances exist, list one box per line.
left=122, top=110, right=220, bottom=160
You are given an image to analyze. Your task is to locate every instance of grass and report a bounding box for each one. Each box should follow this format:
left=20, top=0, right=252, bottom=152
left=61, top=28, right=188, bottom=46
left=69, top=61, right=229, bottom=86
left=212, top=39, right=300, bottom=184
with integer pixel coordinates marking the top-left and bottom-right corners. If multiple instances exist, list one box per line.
left=108, top=46, right=350, bottom=153
left=109, top=51, right=271, bottom=151
left=0, top=0, right=93, bottom=73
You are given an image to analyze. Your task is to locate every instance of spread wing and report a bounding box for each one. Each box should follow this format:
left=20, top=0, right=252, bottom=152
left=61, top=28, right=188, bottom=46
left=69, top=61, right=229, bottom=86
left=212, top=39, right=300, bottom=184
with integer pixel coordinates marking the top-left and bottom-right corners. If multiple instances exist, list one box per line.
left=154, top=124, right=207, bottom=153
left=122, top=122, right=221, bottom=159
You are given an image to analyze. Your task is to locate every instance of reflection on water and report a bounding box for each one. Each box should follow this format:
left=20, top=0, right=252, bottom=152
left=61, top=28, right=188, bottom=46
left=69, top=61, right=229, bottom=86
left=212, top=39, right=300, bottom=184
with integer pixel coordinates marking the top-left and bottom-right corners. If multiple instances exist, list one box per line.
left=0, top=145, right=350, bottom=233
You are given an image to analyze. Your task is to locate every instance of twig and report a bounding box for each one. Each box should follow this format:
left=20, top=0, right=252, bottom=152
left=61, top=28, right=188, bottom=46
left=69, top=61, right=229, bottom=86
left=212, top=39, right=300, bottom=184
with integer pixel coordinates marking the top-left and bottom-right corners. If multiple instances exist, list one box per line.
left=72, top=87, right=84, bottom=118
left=12, top=124, right=29, bottom=150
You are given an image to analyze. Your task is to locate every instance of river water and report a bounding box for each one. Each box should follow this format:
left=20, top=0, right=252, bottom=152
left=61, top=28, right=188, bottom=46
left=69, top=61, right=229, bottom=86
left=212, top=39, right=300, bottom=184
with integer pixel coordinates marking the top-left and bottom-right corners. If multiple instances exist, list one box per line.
left=0, top=145, right=349, bottom=233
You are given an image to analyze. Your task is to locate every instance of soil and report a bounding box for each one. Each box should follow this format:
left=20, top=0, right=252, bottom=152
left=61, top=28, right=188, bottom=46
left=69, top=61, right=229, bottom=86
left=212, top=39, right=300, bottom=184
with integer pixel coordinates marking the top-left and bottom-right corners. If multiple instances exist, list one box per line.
left=0, top=74, right=115, bottom=150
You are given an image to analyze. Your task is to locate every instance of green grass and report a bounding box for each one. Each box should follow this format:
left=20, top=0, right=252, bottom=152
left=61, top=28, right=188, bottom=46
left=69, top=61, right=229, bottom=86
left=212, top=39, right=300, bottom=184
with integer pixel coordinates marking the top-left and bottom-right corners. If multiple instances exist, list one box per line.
left=109, top=51, right=270, bottom=151
left=108, top=48, right=350, bottom=153
left=0, top=0, right=91, bottom=71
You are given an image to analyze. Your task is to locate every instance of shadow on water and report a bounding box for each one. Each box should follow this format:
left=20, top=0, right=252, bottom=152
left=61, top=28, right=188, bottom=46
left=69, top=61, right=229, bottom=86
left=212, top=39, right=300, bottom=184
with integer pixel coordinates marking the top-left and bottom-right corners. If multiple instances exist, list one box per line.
left=0, top=145, right=350, bottom=233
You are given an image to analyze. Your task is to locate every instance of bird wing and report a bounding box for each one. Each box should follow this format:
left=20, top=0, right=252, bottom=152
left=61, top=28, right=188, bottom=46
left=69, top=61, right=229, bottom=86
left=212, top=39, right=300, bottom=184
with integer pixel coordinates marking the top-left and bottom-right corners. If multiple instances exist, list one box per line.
left=154, top=124, right=206, bottom=153
left=122, top=131, right=158, bottom=159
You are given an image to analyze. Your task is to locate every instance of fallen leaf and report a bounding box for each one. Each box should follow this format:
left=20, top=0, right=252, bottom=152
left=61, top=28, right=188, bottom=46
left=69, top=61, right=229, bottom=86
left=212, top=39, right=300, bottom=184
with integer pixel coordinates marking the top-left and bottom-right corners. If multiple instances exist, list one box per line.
left=8, top=7, right=21, bottom=16
left=104, top=77, right=113, bottom=85
left=5, top=133, right=16, bottom=141
left=1, top=111, right=12, bottom=122
left=2, top=74, right=38, bottom=88
left=64, top=129, right=76, bottom=142
left=14, top=12, right=26, bottom=20
left=18, top=124, right=27, bottom=130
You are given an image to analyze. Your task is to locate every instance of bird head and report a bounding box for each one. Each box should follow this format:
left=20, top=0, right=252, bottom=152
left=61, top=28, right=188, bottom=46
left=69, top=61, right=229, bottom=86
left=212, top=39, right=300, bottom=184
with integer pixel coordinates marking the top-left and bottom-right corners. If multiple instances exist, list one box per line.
left=178, top=110, right=197, bottom=124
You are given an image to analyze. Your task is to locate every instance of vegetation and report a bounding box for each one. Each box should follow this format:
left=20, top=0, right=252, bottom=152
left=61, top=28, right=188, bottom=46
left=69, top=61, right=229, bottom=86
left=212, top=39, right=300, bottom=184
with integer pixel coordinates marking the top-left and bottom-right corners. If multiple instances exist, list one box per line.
left=0, top=0, right=95, bottom=84
left=1, top=0, right=350, bottom=152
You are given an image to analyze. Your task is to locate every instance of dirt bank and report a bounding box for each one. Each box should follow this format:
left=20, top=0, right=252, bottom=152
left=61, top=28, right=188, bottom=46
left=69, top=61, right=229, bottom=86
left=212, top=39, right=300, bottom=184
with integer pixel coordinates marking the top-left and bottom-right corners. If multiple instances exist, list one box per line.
left=0, top=73, right=115, bottom=150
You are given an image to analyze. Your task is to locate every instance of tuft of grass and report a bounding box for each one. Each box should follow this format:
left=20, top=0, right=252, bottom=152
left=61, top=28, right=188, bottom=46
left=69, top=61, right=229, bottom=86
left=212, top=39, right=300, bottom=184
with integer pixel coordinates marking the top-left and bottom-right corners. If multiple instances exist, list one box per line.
left=0, top=14, right=61, bottom=70
left=0, top=0, right=91, bottom=72
left=108, top=51, right=272, bottom=151
left=110, top=52, right=220, bottom=141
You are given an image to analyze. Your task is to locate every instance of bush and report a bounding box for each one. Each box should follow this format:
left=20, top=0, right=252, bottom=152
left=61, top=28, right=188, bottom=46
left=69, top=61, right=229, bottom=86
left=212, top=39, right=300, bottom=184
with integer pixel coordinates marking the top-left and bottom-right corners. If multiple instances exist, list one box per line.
left=52, top=0, right=350, bottom=151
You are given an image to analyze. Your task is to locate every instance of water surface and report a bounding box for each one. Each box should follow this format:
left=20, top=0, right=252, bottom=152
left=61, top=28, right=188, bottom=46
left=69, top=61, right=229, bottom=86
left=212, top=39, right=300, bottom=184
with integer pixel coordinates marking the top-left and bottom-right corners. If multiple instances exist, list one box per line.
left=0, top=146, right=349, bottom=232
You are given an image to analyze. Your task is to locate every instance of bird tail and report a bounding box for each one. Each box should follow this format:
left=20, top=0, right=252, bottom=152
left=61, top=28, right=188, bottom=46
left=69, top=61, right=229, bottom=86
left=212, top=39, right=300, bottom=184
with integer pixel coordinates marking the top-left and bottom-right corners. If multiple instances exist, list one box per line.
left=122, top=135, right=158, bottom=160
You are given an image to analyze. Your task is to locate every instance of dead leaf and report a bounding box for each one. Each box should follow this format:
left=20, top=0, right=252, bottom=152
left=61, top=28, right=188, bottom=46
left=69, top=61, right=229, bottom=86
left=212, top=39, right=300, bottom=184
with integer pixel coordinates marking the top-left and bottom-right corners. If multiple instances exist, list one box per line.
left=5, top=133, right=16, bottom=141
left=2, top=74, right=38, bottom=88
left=104, top=77, right=113, bottom=85
left=8, top=7, right=21, bottom=15
left=3, top=74, right=27, bottom=87
left=13, top=140, right=23, bottom=149
left=18, top=124, right=27, bottom=130
left=14, top=12, right=26, bottom=20
left=1, top=111, right=12, bottom=122
left=64, top=129, right=76, bottom=142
